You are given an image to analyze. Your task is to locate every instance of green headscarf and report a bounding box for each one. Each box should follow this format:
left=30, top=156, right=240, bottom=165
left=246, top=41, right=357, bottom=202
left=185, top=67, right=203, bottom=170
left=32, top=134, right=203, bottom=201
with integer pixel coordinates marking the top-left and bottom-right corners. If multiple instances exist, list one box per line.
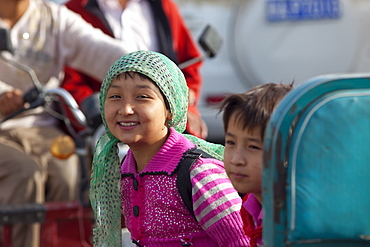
left=90, top=50, right=224, bottom=246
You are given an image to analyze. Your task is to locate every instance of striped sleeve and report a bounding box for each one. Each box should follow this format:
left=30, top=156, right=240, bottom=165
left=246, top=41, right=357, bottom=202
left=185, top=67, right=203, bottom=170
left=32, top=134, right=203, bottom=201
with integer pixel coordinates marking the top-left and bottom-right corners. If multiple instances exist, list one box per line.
left=190, top=158, right=250, bottom=246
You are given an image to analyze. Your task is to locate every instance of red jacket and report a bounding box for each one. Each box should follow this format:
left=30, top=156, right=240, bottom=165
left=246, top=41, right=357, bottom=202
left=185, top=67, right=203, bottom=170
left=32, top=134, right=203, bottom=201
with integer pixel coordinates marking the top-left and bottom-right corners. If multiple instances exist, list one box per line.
left=62, top=0, right=203, bottom=132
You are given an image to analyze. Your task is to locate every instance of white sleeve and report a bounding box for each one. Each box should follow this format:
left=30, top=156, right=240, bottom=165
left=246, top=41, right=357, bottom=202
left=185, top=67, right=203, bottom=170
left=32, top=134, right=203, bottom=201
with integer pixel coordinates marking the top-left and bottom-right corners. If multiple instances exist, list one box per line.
left=56, top=5, right=128, bottom=81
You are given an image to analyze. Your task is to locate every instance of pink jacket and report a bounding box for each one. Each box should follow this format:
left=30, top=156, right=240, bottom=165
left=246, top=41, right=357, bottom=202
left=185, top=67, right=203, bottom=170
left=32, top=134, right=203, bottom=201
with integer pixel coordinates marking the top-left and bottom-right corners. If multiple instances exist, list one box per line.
left=121, top=128, right=249, bottom=246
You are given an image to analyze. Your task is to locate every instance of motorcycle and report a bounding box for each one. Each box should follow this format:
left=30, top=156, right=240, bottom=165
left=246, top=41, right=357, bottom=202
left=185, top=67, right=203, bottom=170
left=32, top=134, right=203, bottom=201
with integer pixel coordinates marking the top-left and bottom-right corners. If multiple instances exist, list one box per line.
left=0, top=23, right=222, bottom=246
left=0, top=28, right=97, bottom=247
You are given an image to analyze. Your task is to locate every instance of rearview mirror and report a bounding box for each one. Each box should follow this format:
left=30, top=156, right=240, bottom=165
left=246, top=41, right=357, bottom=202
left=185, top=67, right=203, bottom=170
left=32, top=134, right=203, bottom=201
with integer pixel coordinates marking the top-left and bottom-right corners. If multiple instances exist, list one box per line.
left=178, top=25, right=223, bottom=69
left=198, top=25, right=222, bottom=58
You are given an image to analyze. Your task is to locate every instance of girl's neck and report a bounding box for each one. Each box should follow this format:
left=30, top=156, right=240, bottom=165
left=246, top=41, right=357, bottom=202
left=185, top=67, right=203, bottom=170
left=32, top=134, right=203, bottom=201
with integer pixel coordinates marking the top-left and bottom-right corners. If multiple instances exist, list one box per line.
left=0, top=0, right=29, bottom=28
left=131, top=147, right=157, bottom=172
left=130, top=132, right=170, bottom=172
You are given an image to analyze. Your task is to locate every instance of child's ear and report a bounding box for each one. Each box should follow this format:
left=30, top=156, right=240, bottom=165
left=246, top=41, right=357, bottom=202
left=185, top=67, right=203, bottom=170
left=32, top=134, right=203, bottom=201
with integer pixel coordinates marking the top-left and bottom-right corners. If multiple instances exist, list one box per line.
left=165, top=111, right=173, bottom=127
left=166, top=111, right=172, bottom=120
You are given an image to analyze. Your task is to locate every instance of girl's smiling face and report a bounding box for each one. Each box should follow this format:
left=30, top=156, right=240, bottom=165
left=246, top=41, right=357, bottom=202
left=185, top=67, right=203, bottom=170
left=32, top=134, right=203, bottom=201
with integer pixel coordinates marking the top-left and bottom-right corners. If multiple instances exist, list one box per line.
left=104, top=72, right=171, bottom=148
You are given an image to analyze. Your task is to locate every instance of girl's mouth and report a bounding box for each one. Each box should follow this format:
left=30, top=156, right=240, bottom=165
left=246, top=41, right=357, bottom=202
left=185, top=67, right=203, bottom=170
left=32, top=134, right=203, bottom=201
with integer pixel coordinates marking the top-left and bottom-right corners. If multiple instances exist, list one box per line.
left=118, top=122, right=138, bottom=127
left=117, top=122, right=140, bottom=130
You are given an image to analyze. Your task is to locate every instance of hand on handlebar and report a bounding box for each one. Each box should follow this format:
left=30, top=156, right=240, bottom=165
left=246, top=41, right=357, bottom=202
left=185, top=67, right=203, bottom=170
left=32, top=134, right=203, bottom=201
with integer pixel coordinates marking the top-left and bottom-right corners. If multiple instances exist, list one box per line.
left=0, top=89, right=24, bottom=117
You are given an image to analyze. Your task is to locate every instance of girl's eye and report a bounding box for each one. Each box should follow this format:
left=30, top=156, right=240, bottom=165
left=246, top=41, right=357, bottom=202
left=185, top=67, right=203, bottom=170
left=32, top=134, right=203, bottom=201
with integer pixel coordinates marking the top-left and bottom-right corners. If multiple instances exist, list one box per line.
left=137, top=93, right=154, bottom=99
left=249, top=145, right=262, bottom=150
left=137, top=95, right=149, bottom=99
left=108, top=94, right=121, bottom=99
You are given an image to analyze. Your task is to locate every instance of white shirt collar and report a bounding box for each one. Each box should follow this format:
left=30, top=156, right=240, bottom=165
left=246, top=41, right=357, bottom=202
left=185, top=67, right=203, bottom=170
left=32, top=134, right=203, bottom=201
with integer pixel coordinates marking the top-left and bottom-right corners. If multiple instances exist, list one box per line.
left=96, top=0, right=158, bottom=52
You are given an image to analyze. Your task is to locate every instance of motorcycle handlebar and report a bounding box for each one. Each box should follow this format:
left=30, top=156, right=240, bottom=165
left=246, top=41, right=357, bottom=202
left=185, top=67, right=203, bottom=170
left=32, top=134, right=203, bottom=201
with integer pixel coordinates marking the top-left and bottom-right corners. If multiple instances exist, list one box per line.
left=0, top=51, right=87, bottom=127
left=1, top=87, right=87, bottom=127
left=0, top=52, right=43, bottom=92
left=45, top=88, right=87, bottom=127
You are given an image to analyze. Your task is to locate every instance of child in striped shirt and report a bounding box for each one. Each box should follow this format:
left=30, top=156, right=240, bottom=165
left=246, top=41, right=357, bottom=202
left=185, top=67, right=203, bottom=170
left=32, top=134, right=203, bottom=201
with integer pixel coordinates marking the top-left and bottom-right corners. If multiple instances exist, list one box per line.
left=90, top=50, right=249, bottom=246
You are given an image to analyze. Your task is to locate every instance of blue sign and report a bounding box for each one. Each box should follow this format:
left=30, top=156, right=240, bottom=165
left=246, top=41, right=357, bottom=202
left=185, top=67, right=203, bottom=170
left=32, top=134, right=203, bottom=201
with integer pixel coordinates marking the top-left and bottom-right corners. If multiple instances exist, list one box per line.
left=266, top=0, right=341, bottom=22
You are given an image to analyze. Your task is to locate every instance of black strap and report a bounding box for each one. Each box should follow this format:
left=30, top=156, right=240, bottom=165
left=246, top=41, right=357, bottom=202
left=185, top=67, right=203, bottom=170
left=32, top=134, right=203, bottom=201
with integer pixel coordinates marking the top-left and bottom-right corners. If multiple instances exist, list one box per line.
left=85, top=0, right=115, bottom=36
left=149, top=0, right=178, bottom=64
left=176, top=148, right=214, bottom=218
left=121, top=148, right=215, bottom=219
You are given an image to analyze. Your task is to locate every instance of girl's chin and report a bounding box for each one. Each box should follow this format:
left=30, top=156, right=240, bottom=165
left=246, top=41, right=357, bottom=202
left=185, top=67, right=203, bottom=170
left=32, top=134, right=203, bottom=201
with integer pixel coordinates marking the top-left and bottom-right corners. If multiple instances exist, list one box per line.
left=116, top=136, right=137, bottom=145
left=120, top=138, right=147, bottom=147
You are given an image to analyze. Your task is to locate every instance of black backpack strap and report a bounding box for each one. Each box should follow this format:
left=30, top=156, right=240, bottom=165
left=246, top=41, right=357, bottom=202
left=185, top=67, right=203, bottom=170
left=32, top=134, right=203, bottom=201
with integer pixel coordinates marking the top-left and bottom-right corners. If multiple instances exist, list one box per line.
left=176, top=148, right=215, bottom=218
left=121, top=148, right=215, bottom=219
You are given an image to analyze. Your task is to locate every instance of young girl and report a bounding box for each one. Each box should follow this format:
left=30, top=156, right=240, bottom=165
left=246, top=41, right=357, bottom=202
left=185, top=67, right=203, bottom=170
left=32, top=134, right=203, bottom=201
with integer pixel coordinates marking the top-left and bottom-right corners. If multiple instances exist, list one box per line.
left=90, top=50, right=249, bottom=246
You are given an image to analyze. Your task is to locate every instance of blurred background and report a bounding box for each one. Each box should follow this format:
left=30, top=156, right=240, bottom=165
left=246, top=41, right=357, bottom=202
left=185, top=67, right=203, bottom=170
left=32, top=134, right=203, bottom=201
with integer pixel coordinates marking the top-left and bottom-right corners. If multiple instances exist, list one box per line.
left=173, top=0, right=370, bottom=143
left=51, top=0, right=370, bottom=143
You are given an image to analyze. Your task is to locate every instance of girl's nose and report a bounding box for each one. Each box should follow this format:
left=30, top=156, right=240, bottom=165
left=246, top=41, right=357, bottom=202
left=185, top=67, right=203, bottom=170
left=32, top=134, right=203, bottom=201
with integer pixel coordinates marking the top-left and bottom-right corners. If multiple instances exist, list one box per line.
left=118, top=103, right=134, bottom=115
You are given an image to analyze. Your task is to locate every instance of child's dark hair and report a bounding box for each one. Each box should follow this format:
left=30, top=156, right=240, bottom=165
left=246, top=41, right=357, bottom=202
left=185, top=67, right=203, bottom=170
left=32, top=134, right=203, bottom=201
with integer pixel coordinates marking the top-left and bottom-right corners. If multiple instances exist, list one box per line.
left=219, top=82, right=293, bottom=139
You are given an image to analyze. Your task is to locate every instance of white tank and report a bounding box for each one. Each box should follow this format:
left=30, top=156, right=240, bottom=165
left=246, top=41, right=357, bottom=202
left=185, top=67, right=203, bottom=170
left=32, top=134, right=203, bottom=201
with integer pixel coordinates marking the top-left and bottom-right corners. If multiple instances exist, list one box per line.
left=229, top=0, right=370, bottom=87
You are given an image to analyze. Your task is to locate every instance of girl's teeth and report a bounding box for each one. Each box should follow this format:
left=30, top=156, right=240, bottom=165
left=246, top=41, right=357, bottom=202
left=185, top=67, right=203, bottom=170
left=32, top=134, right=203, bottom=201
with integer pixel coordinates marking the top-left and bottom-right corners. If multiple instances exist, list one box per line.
left=119, top=122, right=137, bottom=126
